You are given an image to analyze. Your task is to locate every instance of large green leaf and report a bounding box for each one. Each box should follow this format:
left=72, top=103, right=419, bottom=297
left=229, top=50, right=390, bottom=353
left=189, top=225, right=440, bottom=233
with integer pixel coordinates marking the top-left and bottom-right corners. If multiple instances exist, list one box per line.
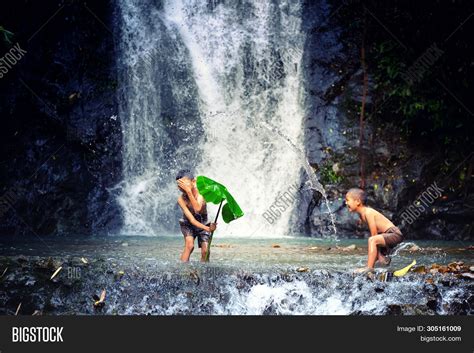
left=196, top=175, right=227, bottom=204
left=221, top=192, right=244, bottom=223
left=196, top=175, right=244, bottom=223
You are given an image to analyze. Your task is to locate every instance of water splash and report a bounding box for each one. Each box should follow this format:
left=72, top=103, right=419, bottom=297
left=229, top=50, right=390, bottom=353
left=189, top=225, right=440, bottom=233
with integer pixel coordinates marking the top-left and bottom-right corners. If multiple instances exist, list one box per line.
left=259, top=121, right=337, bottom=237
left=391, top=242, right=419, bottom=257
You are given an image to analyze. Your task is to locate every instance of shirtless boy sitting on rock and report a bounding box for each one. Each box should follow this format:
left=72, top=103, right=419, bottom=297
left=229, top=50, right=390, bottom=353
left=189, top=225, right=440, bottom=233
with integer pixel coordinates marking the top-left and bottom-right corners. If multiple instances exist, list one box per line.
left=345, top=188, right=404, bottom=273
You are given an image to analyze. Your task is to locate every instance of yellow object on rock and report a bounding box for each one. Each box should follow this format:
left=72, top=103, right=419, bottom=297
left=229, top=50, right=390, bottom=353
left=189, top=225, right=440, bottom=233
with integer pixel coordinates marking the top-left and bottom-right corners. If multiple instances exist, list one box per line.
left=394, top=260, right=416, bottom=277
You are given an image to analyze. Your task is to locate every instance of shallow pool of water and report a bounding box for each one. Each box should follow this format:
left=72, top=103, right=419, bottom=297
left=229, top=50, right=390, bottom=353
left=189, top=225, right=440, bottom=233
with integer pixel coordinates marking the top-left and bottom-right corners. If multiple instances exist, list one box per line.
left=1, top=234, right=472, bottom=271
left=1, top=235, right=472, bottom=315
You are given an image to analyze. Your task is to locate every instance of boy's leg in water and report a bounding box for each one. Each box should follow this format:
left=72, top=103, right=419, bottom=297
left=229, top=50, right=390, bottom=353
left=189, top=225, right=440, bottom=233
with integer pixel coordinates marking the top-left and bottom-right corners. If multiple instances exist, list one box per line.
left=367, top=235, right=387, bottom=269
left=200, top=241, right=209, bottom=262
left=181, top=234, right=195, bottom=262
left=377, top=248, right=391, bottom=266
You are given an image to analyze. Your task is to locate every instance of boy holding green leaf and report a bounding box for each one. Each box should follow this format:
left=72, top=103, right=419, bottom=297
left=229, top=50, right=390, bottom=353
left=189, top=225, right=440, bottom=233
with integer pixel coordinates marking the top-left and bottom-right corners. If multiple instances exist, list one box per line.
left=176, top=169, right=217, bottom=262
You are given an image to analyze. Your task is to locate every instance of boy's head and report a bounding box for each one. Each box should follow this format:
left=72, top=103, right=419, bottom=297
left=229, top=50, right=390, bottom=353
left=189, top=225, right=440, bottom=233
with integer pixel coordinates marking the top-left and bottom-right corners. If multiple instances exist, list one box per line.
left=345, top=188, right=366, bottom=212
left=176, top=169, right=195, bottom=192
left=175, top=169, right=194, bottom=181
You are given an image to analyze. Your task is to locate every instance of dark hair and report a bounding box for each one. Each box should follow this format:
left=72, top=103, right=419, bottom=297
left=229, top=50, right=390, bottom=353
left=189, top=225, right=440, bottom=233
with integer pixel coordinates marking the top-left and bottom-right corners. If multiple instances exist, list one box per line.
left=347, top=188, right=367, bottom=204
left=175, top=169, right=194, bottom=180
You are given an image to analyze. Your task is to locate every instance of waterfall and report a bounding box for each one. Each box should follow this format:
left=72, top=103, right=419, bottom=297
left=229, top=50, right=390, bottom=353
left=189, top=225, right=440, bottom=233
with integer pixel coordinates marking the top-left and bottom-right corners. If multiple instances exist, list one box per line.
left=116, top=0, right=314, bottom=237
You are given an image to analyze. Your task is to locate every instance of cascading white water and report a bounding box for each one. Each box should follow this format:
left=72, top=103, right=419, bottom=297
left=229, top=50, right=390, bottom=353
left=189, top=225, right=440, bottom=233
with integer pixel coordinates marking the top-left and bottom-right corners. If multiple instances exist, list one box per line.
left=116, top=0, right=314, bottom=237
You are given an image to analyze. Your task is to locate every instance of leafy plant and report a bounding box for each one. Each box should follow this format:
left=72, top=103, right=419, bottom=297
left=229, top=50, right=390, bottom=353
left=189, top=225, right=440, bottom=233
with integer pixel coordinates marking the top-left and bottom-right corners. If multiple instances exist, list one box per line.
left=0, top=26, right=14, bottom=45
left=319, top=163, right=343, bottom=185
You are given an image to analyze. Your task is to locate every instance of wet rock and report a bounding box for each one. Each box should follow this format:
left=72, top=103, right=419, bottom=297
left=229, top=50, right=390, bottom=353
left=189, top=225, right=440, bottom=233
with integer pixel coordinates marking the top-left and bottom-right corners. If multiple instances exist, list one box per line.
left=262, top=301, right=277, bottom=315
left=115, top=270, right=125, bottom=280
left=460, top=272, right=474, bottom=280
left=412, top=266, right=426, bottom=274
left=374, top=286, right=384, bottom=293
left=443, top=297, right=471, bottom=315
left=408, top=245, right=421, bottom=252
left=296, top=267, right=309, bottom=273
left=387, top=304, right=435, bottom=315
left=17, top=255, right=28, bottom=263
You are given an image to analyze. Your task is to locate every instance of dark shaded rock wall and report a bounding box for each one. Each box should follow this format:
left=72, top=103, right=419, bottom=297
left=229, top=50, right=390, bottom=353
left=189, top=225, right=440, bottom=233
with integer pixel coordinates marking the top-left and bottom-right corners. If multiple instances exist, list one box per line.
left=301, top=0, right=473, bottom=240
left=0, top=0, right=122, bottom=236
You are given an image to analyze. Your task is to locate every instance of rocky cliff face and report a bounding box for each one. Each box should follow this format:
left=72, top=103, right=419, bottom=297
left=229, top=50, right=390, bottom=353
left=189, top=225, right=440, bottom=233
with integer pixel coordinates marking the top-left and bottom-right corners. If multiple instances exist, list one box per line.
left=0, top=1, right=123, bottom=236
left=301, top=0, right=473, bottom=240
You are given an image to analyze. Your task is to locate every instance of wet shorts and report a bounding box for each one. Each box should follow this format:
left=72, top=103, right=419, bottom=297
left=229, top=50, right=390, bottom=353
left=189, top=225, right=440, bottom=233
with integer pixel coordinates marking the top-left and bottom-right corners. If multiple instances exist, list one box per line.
left=380, top=226, right=403, bottom=255
left=179, top=219, right=211, bottom=248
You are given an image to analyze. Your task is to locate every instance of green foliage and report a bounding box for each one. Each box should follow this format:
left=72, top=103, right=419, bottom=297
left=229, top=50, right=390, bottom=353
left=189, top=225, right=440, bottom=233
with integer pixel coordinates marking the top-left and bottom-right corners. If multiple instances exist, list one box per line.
left=0, top=26, right=14, bottom=45
left=369, top=35, right=473, bottom=148
left=338, top=1, right=473, bottom=152
left=320, top=163, right=343, bottom=185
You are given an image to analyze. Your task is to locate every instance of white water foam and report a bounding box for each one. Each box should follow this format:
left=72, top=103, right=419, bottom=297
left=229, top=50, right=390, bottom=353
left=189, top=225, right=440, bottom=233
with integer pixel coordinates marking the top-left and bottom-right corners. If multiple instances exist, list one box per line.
left=117, top=0, right=321, bottom=237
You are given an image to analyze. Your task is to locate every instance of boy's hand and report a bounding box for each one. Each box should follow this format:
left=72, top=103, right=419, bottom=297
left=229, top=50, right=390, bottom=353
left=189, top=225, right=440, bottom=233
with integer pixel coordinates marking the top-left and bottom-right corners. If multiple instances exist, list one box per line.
left=209, top=223, right=217, bottom=232
left=177, top=178, right=192, bottom=193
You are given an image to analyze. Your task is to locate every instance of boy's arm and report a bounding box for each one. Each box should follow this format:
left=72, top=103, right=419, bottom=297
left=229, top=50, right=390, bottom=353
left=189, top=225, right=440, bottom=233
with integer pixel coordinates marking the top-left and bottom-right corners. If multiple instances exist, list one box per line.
left=177, top=179, right=205, bottom=213
left=365, top=211, right=378, bottom=236
left=187, top=193, right=205, bottom=214
left=178, top=197, right=210, bottom=232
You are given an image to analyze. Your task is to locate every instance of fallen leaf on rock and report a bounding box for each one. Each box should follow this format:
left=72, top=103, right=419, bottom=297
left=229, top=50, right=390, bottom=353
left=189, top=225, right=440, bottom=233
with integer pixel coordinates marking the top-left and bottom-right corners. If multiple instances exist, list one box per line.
left=448, top=263, right=460, bottom=272
left=93, top=289, right=106, bottom=308
left=296, top=267, right=309, bottom=272
left=394, top=260, right=416, bottom=277
left=0, top=267, right=8, bottom=278
left=50, top=266, right=62, bottom=280
left=438, top=266, right=449, bottom=274
left=460, top=272, right=474, bottom=280
left=271, top=244, right=281, bottom=248
left=190, top=270, right=200, bottom=285
left=68, top=92, right=80, bottom=102
left=412, top=266, right=426, bottom=274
